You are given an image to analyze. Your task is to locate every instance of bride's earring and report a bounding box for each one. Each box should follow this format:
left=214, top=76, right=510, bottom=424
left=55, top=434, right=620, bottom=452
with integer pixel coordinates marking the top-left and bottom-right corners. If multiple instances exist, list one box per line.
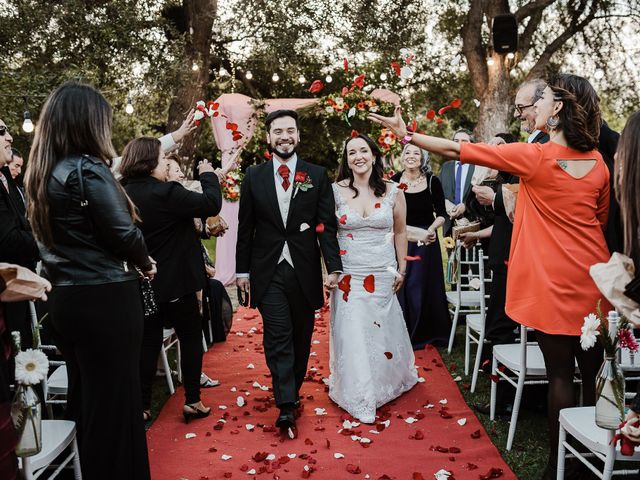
left=546, top=115, right=559, bottom=131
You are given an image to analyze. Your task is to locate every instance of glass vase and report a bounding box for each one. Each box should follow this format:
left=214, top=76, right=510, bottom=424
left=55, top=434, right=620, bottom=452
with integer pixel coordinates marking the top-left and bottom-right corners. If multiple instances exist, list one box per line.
left=595, top=354, right=625, bottom=430
left=10, top=383, right=42, bottom=457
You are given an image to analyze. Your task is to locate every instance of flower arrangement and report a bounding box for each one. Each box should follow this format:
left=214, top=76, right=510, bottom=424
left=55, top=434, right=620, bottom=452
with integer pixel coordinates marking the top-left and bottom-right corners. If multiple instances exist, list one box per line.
left=580, top=304, right=635, bottom=355
left=221, top=169, right=243, bottom=202
left=15, top=349, right=49, bottom=386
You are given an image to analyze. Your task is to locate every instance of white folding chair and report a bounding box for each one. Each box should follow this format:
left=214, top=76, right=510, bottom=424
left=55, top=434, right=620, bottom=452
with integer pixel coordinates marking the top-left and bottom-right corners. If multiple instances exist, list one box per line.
left=159, top=328, right=182, bottom=394
left=19, top=420, right=82, bottom=480
left=463, top=245, right=491, bottom=392
left=446, top=241, right=484, bottom=353
left=557, top=407, right=640, bottom=479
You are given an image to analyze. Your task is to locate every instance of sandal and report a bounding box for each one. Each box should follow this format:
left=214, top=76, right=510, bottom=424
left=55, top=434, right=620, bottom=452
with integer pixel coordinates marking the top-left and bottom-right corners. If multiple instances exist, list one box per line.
left=200, top=372, right=220, bottom=388
left=143, top=410, right=151, bottom=422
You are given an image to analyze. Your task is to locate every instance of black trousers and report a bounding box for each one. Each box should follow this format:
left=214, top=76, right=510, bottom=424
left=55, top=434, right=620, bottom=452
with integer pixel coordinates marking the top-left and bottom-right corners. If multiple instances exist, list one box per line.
left=258, top=261, right=315, bottom=408
left=140, top=292, right=203, bottom=408
left=485, top=268, right=518, bottom=346
left=49, top=280, right=150, bottom=480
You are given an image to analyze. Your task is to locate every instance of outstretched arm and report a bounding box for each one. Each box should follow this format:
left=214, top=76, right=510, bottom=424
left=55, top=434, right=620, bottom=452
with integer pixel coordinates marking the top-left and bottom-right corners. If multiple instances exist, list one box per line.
left=392, top=190, right=408, bottom=293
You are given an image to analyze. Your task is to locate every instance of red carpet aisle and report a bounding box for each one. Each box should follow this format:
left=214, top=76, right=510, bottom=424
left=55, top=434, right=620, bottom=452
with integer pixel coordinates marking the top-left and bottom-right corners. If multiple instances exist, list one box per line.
left=147, top=308, right=516, bottom=480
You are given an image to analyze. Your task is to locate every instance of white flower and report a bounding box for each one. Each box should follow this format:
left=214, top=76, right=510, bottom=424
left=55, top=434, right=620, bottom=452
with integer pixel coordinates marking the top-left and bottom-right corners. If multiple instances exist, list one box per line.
left=434, top=469, right=452, bottom=480
left=580, top=313, right=601, bottom=350
left=14, top=349, right=49, bottom=385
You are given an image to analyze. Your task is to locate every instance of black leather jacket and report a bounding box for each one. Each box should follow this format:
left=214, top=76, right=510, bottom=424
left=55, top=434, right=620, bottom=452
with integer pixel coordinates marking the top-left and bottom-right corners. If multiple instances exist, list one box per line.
left=39, top=155, right=152, bottom=286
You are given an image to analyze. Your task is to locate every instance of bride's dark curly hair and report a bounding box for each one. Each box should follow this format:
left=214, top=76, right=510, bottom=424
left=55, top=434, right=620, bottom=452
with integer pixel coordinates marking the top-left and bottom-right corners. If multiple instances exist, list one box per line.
left=548, top=73, right=601, bottom=152
left=336, top=134, right=387, bottom=198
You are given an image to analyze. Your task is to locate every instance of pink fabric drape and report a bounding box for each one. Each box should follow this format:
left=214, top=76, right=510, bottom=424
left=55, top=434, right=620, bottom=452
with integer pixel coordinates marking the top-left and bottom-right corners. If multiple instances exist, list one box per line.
left=211, top=90, right=398, bottom=286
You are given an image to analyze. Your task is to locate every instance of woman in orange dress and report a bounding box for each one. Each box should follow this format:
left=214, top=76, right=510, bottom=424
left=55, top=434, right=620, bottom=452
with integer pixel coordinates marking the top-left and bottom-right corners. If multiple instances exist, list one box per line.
left=370, top=73, right=610, bottom=479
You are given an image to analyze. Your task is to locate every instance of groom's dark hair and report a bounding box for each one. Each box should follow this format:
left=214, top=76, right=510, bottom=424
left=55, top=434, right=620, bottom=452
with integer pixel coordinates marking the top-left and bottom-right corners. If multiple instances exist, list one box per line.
left=265, top=109, right=299, bottom=132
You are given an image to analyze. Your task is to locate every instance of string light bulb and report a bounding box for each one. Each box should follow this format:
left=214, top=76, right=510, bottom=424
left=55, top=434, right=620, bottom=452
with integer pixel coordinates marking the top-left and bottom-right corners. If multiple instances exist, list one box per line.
left=245, top=70, right=253, bottom=79
left=380, top=72, right=388, bottom=81
left=22, top=111, right=34, bottom=133
left=125, top=97, right=134, bottom=115
left=487, top=57, right=495, bottom=66
left=191, top=62, right=199, bottom=71
left=594, top=69, right=605, bottom=80
left=459, top=64, right=467, bottom=72
left=434, top=67, right=441, bottom=75
left=325, top=74, right=333, bottom=83
left=298, top=75, right=306, bottom=84
left=272, top=72, right=280, bottom=82
left=506, top=52, right=515, bottom=60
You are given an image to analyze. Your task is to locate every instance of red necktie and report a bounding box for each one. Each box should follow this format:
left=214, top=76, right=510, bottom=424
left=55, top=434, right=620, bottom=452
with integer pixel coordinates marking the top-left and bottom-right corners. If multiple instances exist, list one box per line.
left=278, top=164, right=290, bottom=191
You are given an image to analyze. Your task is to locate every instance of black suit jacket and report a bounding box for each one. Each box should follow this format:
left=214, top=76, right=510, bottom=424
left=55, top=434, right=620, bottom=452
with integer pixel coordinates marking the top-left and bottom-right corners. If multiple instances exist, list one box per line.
left=0, top=166, right=38, bottom=269
left=124, top=172, right=222, bottom=302
left=236, top=159, right=342, bottom=310
left=599, top=122, right=622, bottom=254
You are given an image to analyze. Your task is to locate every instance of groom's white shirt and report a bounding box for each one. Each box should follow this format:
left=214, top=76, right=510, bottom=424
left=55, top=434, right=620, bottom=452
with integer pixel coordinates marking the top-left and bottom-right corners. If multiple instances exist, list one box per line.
left=273, top=154, right=296, bottom=268
left=236, top=154, right=296, bottom=279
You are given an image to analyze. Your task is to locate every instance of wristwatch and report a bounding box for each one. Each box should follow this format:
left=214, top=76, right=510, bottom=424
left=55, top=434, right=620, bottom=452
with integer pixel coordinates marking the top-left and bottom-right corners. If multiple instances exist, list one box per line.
left=399, top=133, right=413, bottom=145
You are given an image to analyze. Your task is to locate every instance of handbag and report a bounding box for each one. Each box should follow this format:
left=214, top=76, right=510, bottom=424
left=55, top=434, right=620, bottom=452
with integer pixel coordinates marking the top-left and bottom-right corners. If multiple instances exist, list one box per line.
left=75, top=157, right=157, bottom=317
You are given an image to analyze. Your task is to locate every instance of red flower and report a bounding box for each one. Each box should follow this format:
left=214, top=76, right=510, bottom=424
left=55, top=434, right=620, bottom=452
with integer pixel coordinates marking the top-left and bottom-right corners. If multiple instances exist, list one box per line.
left=225, top=121, right=239, bottom=131
left=426, top=109, right=436, bottom=120
left=294, top=171, right=308, bottom=184
left=390, top=62, right=401, bottom=76
left=339, top=250, right=347, bottom=256
left=451, top=98, right=462, bottom=108
left=364, top=274, right=375, bottom=293
left=436, top=118, right=444, bottom=124
left=352, top=73, right=365, bottom=90
left=374, top=203, right=381, bottom=208
left=339, top=214, right=347, bottom=225
left=438, top=105, right=452, bottom=116
left=409, top=119, right=418, bottom=132
left=619, top=327, right=639, bottom=352
left=264, top=151, right=272, bottom=160
left=309, top=80, right=325, bottom=94
left=398, top=183, right=408, bottom=191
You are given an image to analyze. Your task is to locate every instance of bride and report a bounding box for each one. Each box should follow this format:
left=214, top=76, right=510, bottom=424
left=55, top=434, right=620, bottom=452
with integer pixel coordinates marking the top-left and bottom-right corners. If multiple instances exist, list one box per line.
left=329, top=133, right=418, bottom=424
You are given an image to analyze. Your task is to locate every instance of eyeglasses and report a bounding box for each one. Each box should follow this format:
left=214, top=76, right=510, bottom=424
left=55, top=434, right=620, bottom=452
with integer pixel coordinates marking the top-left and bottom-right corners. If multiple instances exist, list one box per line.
left=0, top=126, right=9, bottom=136
left=515, top=104, right=535, bottom=115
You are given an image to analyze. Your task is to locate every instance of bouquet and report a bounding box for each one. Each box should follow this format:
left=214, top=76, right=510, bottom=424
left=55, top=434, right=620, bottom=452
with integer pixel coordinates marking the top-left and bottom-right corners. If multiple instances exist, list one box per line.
left=221, top=169, right=243, bottom=202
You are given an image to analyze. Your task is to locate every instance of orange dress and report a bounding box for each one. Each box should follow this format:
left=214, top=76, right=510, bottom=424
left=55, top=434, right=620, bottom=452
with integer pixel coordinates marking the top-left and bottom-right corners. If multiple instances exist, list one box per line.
left=460, top=141, right=611, bottom=336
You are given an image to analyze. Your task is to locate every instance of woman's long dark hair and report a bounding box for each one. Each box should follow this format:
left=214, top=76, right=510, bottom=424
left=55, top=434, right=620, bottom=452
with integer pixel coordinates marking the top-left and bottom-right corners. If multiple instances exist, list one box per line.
left=336, top=134, right=387, bottom=198
left=25, top=80, right=138, bottom=246
left=548, top=73, right=601, bottom=152
left=615, top=111, right=640, bottom=269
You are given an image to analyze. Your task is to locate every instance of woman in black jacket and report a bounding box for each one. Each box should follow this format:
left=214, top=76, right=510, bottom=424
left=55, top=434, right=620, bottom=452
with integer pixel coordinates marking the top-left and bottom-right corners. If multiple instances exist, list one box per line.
left=24, top=81, right=155, bottom=480
left=120, top=137, right=222, bottom=423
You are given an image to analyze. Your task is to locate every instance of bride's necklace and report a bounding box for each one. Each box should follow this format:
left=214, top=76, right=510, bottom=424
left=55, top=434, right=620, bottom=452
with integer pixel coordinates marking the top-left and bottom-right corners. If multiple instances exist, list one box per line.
left=401, top=172, right=426, bottom=188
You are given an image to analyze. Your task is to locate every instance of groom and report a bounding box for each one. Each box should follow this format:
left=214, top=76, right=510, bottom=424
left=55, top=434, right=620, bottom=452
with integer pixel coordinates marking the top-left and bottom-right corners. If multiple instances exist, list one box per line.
left=236, top=110, right=342, bottom=438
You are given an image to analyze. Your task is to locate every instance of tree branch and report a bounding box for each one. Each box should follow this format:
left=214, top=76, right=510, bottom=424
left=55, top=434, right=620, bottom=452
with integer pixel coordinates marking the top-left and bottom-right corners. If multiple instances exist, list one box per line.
left=526, top=0, right=599, bottom=80
left=461, top=0, right=488, bottom=95
left=515, top=0, right=558, bottom=22
left=519, top=9, right=544, bottom=56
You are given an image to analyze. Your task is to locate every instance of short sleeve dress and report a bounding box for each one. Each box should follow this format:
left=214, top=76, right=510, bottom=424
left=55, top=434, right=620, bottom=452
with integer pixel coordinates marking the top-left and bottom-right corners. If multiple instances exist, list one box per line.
left=459, top=141, right=611, bottom=336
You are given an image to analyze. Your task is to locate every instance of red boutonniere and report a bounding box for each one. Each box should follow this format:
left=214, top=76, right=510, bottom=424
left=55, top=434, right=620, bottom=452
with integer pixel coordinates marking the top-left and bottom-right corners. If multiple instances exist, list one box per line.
left=398, top=183, right=408, bottom=191
left=293, top=171, right=313, bottom=197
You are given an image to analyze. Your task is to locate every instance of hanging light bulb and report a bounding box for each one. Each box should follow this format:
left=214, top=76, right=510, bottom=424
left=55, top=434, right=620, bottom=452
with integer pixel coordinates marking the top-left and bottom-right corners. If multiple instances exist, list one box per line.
left=298, top=75, right=306, bottom=84
left=192, top=62, right=199, bottom=71
left=219, top=67, right=229, bottom=77
left=272, top=72, right=280, bottom=82
left=325, top=74, right=333, bottom=83
left=459, top=64, right=467, bottom=72
left=506, top=52, right=515, bottom=60
left=22, top=111, right=34, bottom=133
left=487, top=57, right=495, bottom=66
left=245, top=70, right=253, bottom=80
left=379, top=72, right=388, bottom=81
left=594, top=68, right=605, bottom=80
left=434, top=67, right=441, bottom=75
left=125, top=97, right=134, bottom=115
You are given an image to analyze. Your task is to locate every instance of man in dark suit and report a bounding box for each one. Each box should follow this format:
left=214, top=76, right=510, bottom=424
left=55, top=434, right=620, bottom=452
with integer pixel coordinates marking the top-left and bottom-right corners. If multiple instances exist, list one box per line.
left=599, top=121, right=622, bottom=254
left=236, top=110, right=342, bottom=438
left=439, top=129, right=476, bottom=235
left=0, top=119, right=39, bottom=347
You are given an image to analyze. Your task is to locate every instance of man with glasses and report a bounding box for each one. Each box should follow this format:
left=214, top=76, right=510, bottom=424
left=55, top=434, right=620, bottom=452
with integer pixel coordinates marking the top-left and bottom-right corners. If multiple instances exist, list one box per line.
left=0, top=120, right=39, bottom=347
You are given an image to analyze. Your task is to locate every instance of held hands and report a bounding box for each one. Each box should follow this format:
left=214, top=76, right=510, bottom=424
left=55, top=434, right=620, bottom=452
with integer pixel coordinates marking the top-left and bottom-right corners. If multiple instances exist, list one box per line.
left=236, top=277, right=250, bottom=292
left=324, top=272, right=340, bottom=290
left=472, top=185, right=496, bottom=206
left=392, top=272, right=405, bottom=293
left=172, top=109, right=198, bottom=144
left=450, top=203, right=466, bottom=219
left=143, top=257, right=157, bottom=280
left=458, top=232, right=477, bottom=249
left=368, top=105, right=408, bottom=138
left=424, top=228, right=437, bottom=245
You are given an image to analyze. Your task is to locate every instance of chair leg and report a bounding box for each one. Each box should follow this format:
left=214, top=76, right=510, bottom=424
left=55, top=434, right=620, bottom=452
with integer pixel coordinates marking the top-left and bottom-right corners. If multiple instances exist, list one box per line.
left=72, top=435, right=83, bottom=480
left=160, top=347, right=175, bottom=395
left=177, top=340, right=183, bottom=384
left=490, top=355, right=498, bottom=421
left=202, top=333, right=208, bottom=353
left=471, top=332, right=484, bottom=393
left=506, top=369, right=526, bottom=451
left=21, top=457, right=34, bottom=480
left=448, top=305, right=460, bottom=353
left=556, top=424, right=566, bottom=480
left=464, top=325, right=471, bottom=376
left=602, top=431, right=616, bottom=480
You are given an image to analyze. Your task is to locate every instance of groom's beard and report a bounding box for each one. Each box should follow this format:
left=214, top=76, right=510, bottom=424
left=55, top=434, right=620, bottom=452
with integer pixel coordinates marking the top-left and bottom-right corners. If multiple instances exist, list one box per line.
left=269, top=142, right=298, bottom=160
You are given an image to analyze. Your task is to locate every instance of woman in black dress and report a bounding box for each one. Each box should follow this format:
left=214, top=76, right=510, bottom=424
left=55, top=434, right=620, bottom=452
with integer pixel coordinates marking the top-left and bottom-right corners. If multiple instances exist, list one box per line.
left=392, top=144, right=450, bottom=348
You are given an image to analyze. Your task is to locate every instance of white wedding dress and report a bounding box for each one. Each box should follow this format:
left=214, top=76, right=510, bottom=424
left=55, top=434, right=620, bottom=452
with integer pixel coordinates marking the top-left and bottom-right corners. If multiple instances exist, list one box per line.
left=328, top=182, right=418, bottom=423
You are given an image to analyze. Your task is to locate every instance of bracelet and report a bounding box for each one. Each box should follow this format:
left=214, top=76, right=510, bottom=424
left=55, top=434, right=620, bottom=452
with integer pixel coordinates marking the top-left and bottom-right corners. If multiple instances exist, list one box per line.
left=399, top=133, right=413, bottom=145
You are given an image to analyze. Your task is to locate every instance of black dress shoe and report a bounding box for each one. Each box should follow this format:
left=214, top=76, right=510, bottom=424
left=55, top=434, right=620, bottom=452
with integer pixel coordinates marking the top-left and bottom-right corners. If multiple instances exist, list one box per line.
left=276, top=409, right=297, bottom=438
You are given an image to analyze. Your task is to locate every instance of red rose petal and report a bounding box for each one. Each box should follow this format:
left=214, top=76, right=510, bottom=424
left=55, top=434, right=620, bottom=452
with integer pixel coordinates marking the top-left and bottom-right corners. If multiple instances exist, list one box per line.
left=413, top=474, right=425, bottom=480
left=451, top=98, right=462, bottom=108
left=364, top=275, right=375, bottom=293
left=436, top=118, right=444, bottom=124
left=384, top=351, right=393, bottom=359
left=352, top=73, right=365, bottom=90
left=341, top=87, right=349, bottom=96
left=346, top=233, right=354, bottom=239
left=226, top=121, right=239, bottom=131
left=344, top=58, right=349, bottom=72
left=390, top=61, right=401, bottom=76
left=339, top=250, right=347, bottom=255
left=338, top=274, right=352, bottom=302
left=253, top=451, right=269, bottom=462
left=315, top=223, right=325, bottom=234
left=479, top=467, right=504, bottom=479
left=438, top=105, right=452, bottom=116
left=351, top=129, right=359, bottom=138
left=339, top=214, right=347, bottom=225
left=467, top=463, right=478, bottom=470
left=449, top=446, right=461, bottom=453
left=374, top=203, right=381, bottom=208
left=426, top=109, right=436, bottom=120
left=346, top=464, right=361, bottom=474
left=309, top=80, right=325, bottom=94
left=404, top=255, right=422, bottom=261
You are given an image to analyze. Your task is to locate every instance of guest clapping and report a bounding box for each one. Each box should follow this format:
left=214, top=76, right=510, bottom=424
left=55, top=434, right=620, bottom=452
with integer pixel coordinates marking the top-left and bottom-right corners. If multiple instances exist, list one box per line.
left=25, top=81, right=154, bottom=480
left=391, top=145, right=450, bottom=348
left=370, top=73, right=611, bottom=479
left=120, top=138, right=222, bottom=423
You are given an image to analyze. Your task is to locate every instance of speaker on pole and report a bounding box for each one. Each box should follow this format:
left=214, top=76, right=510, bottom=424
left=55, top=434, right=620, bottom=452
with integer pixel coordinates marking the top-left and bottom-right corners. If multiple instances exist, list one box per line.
left=492, top=14, right=518, bottom=54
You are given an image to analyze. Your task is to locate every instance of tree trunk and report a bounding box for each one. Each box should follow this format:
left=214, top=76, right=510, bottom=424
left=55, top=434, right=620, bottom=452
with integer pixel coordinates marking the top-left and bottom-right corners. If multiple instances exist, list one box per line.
left=166, top=0, right=217, bottom=166
left=474, top=58, right=513, bottom=141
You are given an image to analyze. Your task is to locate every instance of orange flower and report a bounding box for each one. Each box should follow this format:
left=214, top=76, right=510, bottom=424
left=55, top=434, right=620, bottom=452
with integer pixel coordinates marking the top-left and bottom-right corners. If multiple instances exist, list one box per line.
left=357, top=101, right=366, bottom=110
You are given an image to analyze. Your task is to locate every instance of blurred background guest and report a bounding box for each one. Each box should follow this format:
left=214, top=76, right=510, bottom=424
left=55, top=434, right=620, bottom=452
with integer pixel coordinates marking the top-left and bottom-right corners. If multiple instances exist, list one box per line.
left=392, top=145, right=449, bottom=348
left=120, top=137, right=222, bottom=423
left=25, top=81, right=155, bottom=480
